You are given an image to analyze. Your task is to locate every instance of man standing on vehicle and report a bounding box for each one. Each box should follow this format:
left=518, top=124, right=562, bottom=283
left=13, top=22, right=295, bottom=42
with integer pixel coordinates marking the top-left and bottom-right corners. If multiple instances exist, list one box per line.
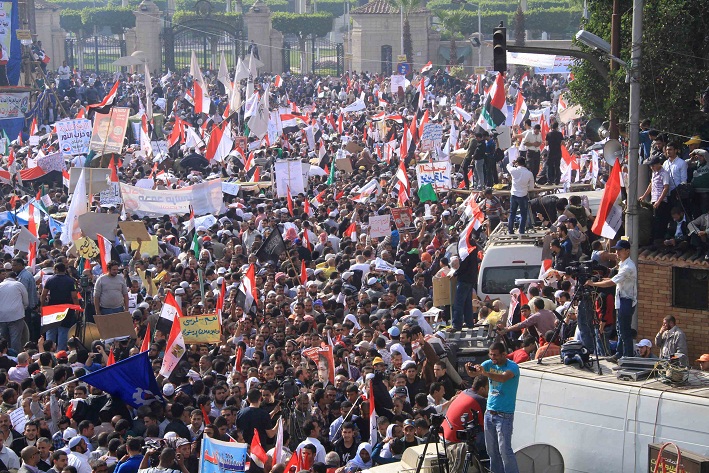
left=586, top=240, right=637, bottom=363
left=471, top=342, right=520, bottom=473
left=506, top=157, right=535, bottom=235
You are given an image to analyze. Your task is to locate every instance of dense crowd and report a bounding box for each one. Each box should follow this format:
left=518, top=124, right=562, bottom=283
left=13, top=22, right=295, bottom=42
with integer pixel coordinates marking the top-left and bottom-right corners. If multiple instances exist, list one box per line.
left=0, top=58, right=707, bottom=473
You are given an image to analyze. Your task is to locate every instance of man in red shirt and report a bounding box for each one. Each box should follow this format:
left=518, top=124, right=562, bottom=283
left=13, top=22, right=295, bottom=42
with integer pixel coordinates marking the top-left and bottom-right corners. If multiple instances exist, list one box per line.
left=442, top=373, right=488, bottom=454
left=507, top=336, right=536, bottom=364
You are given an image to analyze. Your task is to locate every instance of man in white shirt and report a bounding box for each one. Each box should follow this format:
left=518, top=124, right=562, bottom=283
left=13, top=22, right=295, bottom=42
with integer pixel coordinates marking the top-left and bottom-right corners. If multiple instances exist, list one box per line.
left=0, top=434, right=20, bottom=471
left=0, top=271, right=29, bottom=352
left=296, top=420, right=326, bottom=463
left=506, top=157, right=536, bottom=235
left=662, top=141, right=688, bottom=199
left=587, top=240, right=637, bottom=362
left=67, top=437, right=91, bottom=473
left=521, top=125, right=543, bottom=180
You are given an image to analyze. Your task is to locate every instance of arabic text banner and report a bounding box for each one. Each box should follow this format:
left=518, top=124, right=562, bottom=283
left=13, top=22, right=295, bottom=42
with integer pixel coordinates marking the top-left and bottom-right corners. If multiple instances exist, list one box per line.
left=119, top=178, right=223, bottom=217
left=199, top=436, right=248, bottom=473
left=180, top=314, right=221, bottom=344
left=416, top=161, right=451, bottom=191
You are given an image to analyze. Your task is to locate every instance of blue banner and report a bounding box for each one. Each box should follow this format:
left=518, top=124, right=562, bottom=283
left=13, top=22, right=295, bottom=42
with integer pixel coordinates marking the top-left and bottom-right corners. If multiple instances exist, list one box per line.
left=199, top=436, right=249, bottom=473
left=80, top=351, right=164, bottom=408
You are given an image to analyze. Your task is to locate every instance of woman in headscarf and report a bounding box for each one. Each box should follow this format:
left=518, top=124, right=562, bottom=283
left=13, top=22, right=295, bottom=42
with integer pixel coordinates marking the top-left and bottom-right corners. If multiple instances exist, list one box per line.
left=344, top=443, right=372, bottom=472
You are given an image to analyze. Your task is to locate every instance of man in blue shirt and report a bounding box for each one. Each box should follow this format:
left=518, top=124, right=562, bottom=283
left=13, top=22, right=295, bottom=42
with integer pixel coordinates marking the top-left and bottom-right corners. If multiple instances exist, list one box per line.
left=113, top=437, right=143, bottom=473
left=470, top=342, right=520, bottom=473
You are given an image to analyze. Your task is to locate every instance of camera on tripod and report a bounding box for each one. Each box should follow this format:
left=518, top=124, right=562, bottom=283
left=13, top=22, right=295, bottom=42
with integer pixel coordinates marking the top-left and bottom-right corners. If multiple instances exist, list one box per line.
left=455, top=412, right=481, bottom=442
left=564, top=261, right=600, bottom=286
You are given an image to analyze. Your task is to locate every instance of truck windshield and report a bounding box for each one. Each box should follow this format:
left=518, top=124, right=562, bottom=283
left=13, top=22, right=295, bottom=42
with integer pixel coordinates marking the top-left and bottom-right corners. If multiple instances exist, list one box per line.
left=481, top=265, right=542, bottom=295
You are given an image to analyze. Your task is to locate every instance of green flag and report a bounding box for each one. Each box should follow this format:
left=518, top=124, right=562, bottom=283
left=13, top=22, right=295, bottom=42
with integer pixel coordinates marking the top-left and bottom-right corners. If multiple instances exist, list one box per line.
left=191, top=232, right=200, bottom=255
left=244, top=122, right=250, bottom=137
left=417, top=183, right=438, bottom=202
left=1, top=130, right=9, bottom=155
left=327, top=156, right=336, bottom=186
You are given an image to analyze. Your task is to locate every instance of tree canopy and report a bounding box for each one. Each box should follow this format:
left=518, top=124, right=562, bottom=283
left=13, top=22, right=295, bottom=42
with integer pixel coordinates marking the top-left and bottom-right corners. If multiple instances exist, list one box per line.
left=271, top=12, right=334, bottom=40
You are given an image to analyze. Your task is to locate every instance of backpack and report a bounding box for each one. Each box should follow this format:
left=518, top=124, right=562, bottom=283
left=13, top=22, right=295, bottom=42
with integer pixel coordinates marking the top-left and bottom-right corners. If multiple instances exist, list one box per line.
left=560, top=340, right=590, bottom=366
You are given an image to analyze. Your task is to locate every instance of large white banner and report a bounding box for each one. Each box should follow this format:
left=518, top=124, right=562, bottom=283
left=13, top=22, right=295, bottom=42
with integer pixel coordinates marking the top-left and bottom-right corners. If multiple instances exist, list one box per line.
left=119, top=178, right=223, bottom=217
left=56, top=119, right=92, bottom=156
left=0, top=92, right=29, bottom=119
left=416, top=161, right=451, bottom=192
left=0, top=2, right=13, bottom=64
left=274, top=160, right=305, bottom=198
left=506, top=52, right=556, bottom=68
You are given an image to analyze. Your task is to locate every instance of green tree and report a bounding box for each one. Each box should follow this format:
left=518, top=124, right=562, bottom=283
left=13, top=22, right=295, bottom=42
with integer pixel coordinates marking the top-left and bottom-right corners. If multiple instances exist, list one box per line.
left=435, top=9, right=466, bottom=66
left=60, top=10, right=84, bottom=34
left=568, top=0, right=709, bottom=137
left=388, top=0, right=422, bottom=64
left=272, top=12, right=333, bottom=71
left=81, top=7, right=136, bottom=34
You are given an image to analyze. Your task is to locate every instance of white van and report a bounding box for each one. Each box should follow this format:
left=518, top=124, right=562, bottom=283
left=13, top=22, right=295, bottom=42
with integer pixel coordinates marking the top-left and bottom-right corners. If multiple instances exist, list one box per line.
left=477, top=226, right=545, bottom=305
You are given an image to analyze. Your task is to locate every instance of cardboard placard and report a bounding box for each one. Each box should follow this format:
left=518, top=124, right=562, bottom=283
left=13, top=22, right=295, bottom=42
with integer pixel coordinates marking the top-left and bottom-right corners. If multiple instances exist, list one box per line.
left=130, top=235, right=159, bottom=256
left=345, top=141, right=364, bottom=154
left=335, top=157, right=353, bottom=173
left=78, top=213, right=118, bottom=240
left=69, top=168, right=111, bottom=194
left=119, top=221, right=151, bottom=242
left=369, top=214, right=391, bottom=239
left=181, top=314, right=221, bottom=344
left=390, top=207, right=414, bottom=231
left=432, top=275, right=457, bottom=307
left=14, top=226, right=39, bottom=253
left=94, top=311, right=135, bottom=340
left=75, top=237, right=100, bottom=259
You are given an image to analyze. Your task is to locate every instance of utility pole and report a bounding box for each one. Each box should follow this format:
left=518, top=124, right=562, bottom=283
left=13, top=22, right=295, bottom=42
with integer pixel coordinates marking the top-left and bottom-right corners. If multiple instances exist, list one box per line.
left=608, top=0, right=620, bottom=139
left=477, top=4, right=481, bottom=67
left=626, top=0, right=643, bottom=265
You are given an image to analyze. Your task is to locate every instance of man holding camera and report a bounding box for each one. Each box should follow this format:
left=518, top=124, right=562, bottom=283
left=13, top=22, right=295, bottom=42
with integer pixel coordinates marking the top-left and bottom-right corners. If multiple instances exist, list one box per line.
left=586, top=240, right=637, bottom=363
left=137, top=447, right=186, bottom=473
left=470, top=342, right=520, bottom=473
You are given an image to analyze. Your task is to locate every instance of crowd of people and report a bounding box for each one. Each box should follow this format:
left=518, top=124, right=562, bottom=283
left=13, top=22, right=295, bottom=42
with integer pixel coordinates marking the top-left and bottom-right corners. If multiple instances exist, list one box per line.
left=0, top=57, right=707, bottom=473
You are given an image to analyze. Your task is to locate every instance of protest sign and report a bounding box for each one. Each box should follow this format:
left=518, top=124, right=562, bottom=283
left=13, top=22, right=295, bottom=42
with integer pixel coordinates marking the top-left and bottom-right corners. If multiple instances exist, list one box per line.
left=130, top=235, right=159, bottom=256
left=9, top=406, right=26, bottom=433
left=89, top=107, right=130, bottom=154
left=302, top=346, right=336, bottom=383
left=120, top=179, right=223, bottom=217
left=369, top=214, right=391, bottom=239
left=373, top=257, right=397, bottom=272
left=419, top=123, right=443, bottom=152
left=119, top=221, right=151, bottom=241
left=390, top=75, right=408, bottom=94
left=75, top=237, right=99, bottom=258
left=222, top=181, right=240, bottom=196
left=234, top=136, right=247, bottom=154
left=416, top=161, right=451, bottom=191
left=390, top=207, right=414, bottom=231
left=99, top=182, right=122, bottom=206
left=181, top=314, right=221, bottom=343
left=69, top=168, right=111, bottom=194
left=433, top=274, right=457, bottom=307
left=14, top=226, right=38, bottom=253
left=0, top=92, right=30, bottom=119
left=198, top=436, right=248, bottom=473
left=274, top=160, right=305, bottom=197
left=56, top=119, right=92, bottom=156
left=94, top=311, right=135, bottom=340
left=78, top=213, right=118, bottom=240
left=195, top=214, right=217, bottom=230
left=37, top=152, right=66, bottom=173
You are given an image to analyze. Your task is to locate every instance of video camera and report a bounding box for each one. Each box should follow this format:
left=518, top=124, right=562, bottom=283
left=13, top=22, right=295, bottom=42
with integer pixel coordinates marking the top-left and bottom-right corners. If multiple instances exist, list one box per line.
left=455, top=412, right=482, bottom=443
left=564, top=261, right=600, bottom=285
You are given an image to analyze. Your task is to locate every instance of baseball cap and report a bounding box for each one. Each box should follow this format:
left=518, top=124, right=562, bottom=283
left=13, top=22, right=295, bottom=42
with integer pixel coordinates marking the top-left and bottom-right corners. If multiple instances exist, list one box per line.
left=685, top=135, right=702, bottom=145
left=372, top=357, right=385, bottom=366
left=388, top=326, right=400, bottom=337
left=691, top=149, right=708, bottom=159
left=612, top=240, right=631, bottom=250
left=402, top=360, right=416, bottom=371
left=63, top=427, right=78, bottom=441
left=56, top=350, right=68, bottom=360
left=636, top=339, right=652, bottom=348
left=355, top=341, right=370, bottom=350
left=696, top=354, right=709, bottom=362
left=403, top=418, right=415, bottom=427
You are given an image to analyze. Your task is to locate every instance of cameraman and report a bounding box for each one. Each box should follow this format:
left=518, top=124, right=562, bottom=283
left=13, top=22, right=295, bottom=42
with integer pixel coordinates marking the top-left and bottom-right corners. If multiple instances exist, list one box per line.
left=441, top=374, right=488, bottom=455
left=586, top=240, right=637, bottom=362
left=138, top=447, right=186, bottom=473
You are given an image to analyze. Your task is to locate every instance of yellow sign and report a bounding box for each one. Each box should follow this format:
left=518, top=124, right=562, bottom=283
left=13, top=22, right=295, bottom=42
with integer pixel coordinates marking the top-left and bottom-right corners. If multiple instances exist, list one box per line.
left=130, top=235, right=159, bottom=256
left=181, top=314, right=221, bottom=344
left=16, top=30, right=32, bottom=40
left=397, top=55, right=407, bottom=62
left=75, top=237, right=99, bottom=259
left=474, top=66, right=487, bottom=75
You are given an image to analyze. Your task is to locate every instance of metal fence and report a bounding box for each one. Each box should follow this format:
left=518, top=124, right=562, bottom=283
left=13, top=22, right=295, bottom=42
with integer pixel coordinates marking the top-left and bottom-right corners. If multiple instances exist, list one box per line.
left=282, top=36, right=344, bottom=76
left=166, top=30, right=246, bottom=72
left=65, top=36, right=127, bottom=73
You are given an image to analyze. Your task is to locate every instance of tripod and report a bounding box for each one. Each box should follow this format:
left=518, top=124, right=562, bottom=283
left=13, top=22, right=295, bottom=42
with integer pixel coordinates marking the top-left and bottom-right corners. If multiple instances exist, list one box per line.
left=459, top=414, right=488, bottom=473
left=414, top=417, right=450, bottom=473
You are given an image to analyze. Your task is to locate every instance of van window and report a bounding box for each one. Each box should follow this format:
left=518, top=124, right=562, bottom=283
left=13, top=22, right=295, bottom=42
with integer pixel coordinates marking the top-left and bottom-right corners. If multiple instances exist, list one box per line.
left=481, top=266, right=542, bottom=295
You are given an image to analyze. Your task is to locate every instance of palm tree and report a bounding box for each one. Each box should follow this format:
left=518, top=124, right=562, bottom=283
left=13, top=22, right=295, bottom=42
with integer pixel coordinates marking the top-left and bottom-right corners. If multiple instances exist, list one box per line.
left=388, top=0, right=422, bottom=65
left=435, top=9, right=465, bottom=66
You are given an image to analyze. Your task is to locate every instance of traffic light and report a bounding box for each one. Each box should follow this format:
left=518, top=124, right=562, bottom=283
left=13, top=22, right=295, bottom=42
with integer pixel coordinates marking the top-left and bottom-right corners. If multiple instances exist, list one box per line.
left=493, top=22, right=507, bottom=72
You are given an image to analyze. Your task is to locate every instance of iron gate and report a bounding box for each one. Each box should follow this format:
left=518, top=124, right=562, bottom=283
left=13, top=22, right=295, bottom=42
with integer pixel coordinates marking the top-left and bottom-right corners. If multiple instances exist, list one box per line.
left=381, top=45, right=392, bottom=76
left=163, top=17, right=245, bottom=72
left=282, top=35, right=343, bottom=76
left=65, top=36, right=127, bottom=73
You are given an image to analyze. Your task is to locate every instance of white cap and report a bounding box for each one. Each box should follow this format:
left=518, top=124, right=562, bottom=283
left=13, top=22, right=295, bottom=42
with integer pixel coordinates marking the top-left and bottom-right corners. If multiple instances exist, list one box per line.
left=367, top=277, right=378, bottom=286
left=342, top=271, right=353, bottom=281
left=197, top=225, right=208, bottom=232
left=395, top=269, right=405, bottom=276
left=637, top=339, right=652, bottom=348
left=163, top=383, right=175, bottom=396
left=217, top=267, right=227, bottom=274
left=63, top=427, right=78, bottom=441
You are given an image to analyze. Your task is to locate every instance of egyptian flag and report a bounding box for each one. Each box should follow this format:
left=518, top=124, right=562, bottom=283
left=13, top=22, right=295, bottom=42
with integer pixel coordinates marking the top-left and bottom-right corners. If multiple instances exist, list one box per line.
left=245, top=165, right=260, bottom=183
left=250, top=427, right=268, bottom=468
left=311, top=189, right=326, bottom=208
left=190, top=51, right=211, bottom=115
left=41, top=304, right=82, bottom=333
left=107, top=348, right=116, bottom=366
left=420, top=61, right=433, bottom=74
left=216, top=278, right=226, bottom=319
left=167, top=116, right=185, bottom=148
left=337, top=114, right=344, bottom=134
left=519, top=72, right=529, bottom=86
left=159, top=308, right=186, bottom=379
left=369, top=381, right=378, bottom=445
left=205, top=121, right=233, bottom=162
left=28, top=242, right=37, bottom=270
left=300, top=259, right=308, bottom=286
left=274, top=418, right=284, bottom=464
left=395, top=159, right=409, bottom=201
left=508, top=289, right=529, bottom=326
left=538, top=258, right=553, bottom=281
left=286, top=186, right=294, bottom=216
left=29, top=117, right=38, bottom=136
left=304, top=199, right=313, bottom=218
left=186, top=205, right=196, bottom=234
left=285, top=450, right=301, bottom=473
left=234, top=345, right=244, bottom=376
left=458, top=217, right=481, bottom=261
left=239, top=263, right=258, bottom=311
left=513, top=92, right=528, bottom=126
left=479, top=73, right=508, bottom=130
left=591, top=159, right=623, bottom=239
left=417, top=77, right=426, bottom=110
left=96, top=233, right=113, bottom=274
left=141, top=322, right=152, bottom=352
left=399, top=127, right=409, bottom=158
left=343, top=222, right=357, bottom=242
left=87, top=80, right=119, bottom=114
left=27, top=202, right=40, bottom=237
left=280, top=114, right=303, bottom=134
left=273, top=74, right=283, bottom=88
left=156, top=292, right=182, bottom=336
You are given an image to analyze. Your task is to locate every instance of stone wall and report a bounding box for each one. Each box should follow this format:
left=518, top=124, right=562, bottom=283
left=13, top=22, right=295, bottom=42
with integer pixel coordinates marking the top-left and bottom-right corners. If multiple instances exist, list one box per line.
left=35, top=2, right=66, bottom=71
left=637, top=258, right=709, bottom=364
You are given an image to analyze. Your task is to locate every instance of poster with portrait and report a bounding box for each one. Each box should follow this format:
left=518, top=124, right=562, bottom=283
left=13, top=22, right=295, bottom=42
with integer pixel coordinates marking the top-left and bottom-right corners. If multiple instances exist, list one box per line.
left=0, top=2, right=12, bottom=64
left=302, top=346, right=335, bottom=384
left=89, top=107, right=130, bottom=154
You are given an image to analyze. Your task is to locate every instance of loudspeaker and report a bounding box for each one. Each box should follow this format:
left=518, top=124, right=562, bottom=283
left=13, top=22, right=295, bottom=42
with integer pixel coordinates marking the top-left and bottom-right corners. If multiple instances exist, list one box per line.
left=585, top=118, right=609, bottom=143
left=603, top=139, right=622, bottom=165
